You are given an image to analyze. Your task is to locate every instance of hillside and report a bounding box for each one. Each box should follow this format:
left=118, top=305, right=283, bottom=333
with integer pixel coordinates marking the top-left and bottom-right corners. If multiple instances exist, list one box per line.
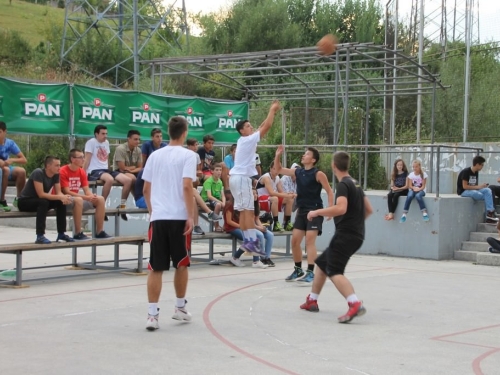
left=0, top=0, right=65, bottom=46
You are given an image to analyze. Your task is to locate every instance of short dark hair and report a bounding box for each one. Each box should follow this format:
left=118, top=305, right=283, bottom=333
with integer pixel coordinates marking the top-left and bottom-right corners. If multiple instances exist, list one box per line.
left=333, top=151, right=350, bottom=172
left=44, top=155, right=60, bottom=167
left=236, top=120, right=249, bottom=135
left=127, top=130, right=140, bottom=138
left=0, top=121, right=6, bottom=131
left=230, top=144, right=237, bottom=152
left=203, top=134, right=215, bottom=144
left=473, top=155, right=486, bottom=166
left=150, top=128, right=162, bottom=137
left=307, top=147, right=320, bottom=165
left=69, top=148, right=83, bottom=160
left=94, top=125, right=107, bottom=136
left=187, top=138, right=198, bottom=146
left=168, top=116, right=188, bottom=140
left=211, top=163, right=222, bottom=171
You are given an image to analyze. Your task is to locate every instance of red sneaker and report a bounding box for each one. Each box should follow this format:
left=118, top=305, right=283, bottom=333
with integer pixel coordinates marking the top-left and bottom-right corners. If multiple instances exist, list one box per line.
left=338, top=301, right=366, bottom=323
left=300, top=294, right=319, bottom=312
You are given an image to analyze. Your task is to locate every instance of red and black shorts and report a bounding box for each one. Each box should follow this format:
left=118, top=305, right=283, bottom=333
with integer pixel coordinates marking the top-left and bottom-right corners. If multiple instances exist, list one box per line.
left=258, top=195, right=283, bottom=212
left=148, top=220, right=190, bottom=271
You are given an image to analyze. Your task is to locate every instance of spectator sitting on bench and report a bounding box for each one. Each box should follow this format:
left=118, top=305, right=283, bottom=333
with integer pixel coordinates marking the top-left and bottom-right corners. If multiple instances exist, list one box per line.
left=200, top=163, right=225, bottom=232
left=113, top=130, right=143, bottom=178
left=487, top=174, right=500, bottom=206
left=60, top=149, right=112, bottom=240
left=457, top=155, right=499, bottom=224
left=141, top=128, right=167, bottom=167
left=197, top=134, right=215, bottom=183
left=186, top=138, right=203, bottom=186
left=84, top=125, right=134, bottom=221
left=256, top=161, right=296, bottom=232
left=221, top=143, right=236, bottom=192
left=0, top=121, right=27, bottom=212
left=17, top=156, right=74, bottom=244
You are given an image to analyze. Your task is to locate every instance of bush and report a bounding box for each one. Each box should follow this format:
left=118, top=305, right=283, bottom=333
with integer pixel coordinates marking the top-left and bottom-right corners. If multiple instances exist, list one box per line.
left=0, top=30, right=32, bottom=65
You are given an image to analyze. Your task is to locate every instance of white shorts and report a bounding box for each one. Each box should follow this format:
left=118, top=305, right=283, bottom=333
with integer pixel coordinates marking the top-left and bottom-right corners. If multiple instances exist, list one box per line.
left=229, top=175, right=254, bottom=211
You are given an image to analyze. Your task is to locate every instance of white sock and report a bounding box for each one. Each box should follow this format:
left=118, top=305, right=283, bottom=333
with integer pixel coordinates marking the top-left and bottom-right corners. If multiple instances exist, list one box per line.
left=176, top=298, right=186, bottom=308
left=423, top=212, right=428, bottom=216
left=309, top=293, right=319, bottom=301
left=346, top=294, right=359, bottom=303
left=148, top=303, right=158, bottom=316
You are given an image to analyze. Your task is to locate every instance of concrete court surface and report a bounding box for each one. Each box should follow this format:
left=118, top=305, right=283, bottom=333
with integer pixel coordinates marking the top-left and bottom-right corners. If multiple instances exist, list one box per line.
left=0, top=226, right=500, bottom=375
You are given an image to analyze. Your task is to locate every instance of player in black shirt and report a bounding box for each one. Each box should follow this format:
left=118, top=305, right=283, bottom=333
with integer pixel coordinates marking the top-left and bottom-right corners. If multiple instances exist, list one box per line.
left=300, top=151, right=373, bottom=323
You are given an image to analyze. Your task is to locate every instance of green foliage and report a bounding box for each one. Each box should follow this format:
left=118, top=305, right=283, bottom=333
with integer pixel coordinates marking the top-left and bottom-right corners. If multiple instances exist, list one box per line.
left=0, top=30, right=32, bottom=65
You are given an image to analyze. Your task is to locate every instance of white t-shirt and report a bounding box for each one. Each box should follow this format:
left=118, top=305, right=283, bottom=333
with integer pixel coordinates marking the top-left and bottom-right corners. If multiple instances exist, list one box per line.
left=257, top=172, right=280, bottom=197
left=142, top=145, right=197, bottom=221
left=408, top=171, right=428, bottom=193
left=84, top=138, right=110, bottom=173
left=230, top=131, right=261, bottom=176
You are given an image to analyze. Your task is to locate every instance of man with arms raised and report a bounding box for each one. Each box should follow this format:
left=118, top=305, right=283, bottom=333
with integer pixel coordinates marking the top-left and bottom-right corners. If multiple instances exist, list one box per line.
left=143, top=116, right=196, bottom=331
left=229, top=100, right=281, bottom=255
left=274, top=145, right=334, bottom=285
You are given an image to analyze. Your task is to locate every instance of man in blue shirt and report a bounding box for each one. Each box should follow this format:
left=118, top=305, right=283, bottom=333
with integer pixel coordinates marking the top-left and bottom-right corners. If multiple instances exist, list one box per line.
left=0, top=121, right=27, bottom=212
left=141, top=128, right=168, bottom=167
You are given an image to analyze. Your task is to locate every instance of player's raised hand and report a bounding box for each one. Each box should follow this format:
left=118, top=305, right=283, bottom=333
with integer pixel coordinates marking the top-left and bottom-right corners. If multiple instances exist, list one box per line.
left=275, top=145, right=284, bottom=157
left=270, top=100, right=281, bottom=113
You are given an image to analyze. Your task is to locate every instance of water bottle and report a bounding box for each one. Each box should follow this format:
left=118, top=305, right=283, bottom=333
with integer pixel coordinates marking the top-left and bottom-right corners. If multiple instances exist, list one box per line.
left=0, top=269, right=17, bottom=278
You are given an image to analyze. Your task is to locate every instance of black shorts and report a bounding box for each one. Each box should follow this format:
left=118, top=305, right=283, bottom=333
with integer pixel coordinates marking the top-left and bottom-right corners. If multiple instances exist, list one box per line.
left=293, top=208, right=324, bottom=235
left=205, top=200, right=222, bottom=210
left=148, top=220, right=190, bottom=271
left=88, top=169, right=120, bottom=181
left=315, top=233, right=363, bottom=276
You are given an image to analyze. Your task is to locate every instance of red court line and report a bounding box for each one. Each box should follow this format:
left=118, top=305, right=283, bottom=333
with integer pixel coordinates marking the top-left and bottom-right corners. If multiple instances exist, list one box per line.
left=431, top=324, right=500, bottom=375
left=203, top=278, right=301, bottom=375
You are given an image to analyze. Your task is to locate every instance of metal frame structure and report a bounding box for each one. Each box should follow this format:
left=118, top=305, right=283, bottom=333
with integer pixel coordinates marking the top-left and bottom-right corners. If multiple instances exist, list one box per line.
left=142, top=42, right=447, bottom=145
left=61, top=0, right=189, bottom=89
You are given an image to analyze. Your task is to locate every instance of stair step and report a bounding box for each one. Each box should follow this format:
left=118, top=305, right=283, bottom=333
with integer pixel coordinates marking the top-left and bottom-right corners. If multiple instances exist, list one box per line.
left=460, top=241, right=490, bottom=252
left=476, top=223, right=499, bottom=233
left=477, top=253, right=500, bottom=266
left=454, top=250, right=478, bottom=262
left=470, top=232, right=496, bottom=242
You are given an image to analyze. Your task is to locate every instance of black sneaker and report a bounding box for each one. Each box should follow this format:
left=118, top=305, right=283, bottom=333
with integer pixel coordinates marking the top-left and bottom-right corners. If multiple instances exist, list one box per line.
left=96, top=231, right=113, bottom=239
left=104, top=215, right=109, bottom=222
left=74, top=232, right=91, bottom=241
left=56, top=233, right=75, bottom=242
left=261, top=258, right=275, bottom=267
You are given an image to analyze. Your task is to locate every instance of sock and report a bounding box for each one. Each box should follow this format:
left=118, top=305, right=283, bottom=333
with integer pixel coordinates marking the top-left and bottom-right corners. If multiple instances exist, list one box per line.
left=295, top=262, right=302, bottom=269
left=273, top=216, right=279, bottom=225
left=176, top=298, right=186, bottom=308
left=284, top=215, right=291, bottom=223
left=423, top=212, right=428, bottom=216
left=309, top=293, right=319, bottom=301
left=402, top=213, right=407, bottom=217
left=148, top=303, right=158, bottom=316
left=121, top=199, right=126, bottom=205
left=307, top=264, right=314, bottom=272
left=346, top=294, right=359, bottom=304
left=235, top=249, right=245, bottom=258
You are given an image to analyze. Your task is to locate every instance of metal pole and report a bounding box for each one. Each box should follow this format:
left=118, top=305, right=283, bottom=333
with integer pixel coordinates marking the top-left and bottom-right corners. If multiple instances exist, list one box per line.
left=463, top=0, right=471, bottom=142
left=436, top=146, right=441, bottom=197
left=333, top=50, right=340, bottom=144
left=391, top=0, right=398, bottom=145
left=305, top=88, right=309, bottom=145
left=60, top=1, right=69, bottom=66
left=430, top=81, right=437, bottom=193
left=282, top=109, right=287, bottom=163
left=344, top=49, right=350, bottom=146
left=133, top=0, right=139, bottom=90
left=416, top=0, right=424, bottom=143
left=151, top=64, right=155, bottom=92
left=364, top=87, right=370, bottom=190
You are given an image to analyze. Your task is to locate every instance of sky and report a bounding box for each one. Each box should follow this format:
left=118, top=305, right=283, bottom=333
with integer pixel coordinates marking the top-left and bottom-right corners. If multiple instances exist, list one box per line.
left=179, top=0, right=500, bottom=43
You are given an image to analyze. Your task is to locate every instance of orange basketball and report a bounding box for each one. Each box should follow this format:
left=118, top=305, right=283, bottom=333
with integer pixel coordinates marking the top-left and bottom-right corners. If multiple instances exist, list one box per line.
left=317, top=34, right=338, bottom=56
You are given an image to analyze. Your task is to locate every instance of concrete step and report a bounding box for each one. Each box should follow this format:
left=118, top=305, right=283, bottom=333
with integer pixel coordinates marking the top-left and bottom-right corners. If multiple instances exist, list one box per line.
left=477, top=253, right=500, bottom=266
left=476, top=223, right=499, bottom=233
left=454, top=250, right=478, bottom=262
left=460, top=241, right=490, bottom=252
left=469, top=232, right=496, bottom=242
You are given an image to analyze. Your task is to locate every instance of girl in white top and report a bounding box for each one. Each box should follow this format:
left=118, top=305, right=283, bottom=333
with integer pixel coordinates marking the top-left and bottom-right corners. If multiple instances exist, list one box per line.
left=400, top=160, right=430, bottom=223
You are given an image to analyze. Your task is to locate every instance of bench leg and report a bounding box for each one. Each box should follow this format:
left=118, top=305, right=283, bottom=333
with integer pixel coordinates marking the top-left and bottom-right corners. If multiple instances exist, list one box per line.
left=114, top=244, right=119, bottom=268
left=91, top=245, right=97, bottom=265
left=137, top=242, right=143, bottom=273
left=232, top=237, right=237, bottom=257
left=72, top=246, right=78, bottom=266
left=286, top=235, right=291, bottom=256
left=209, top=238, right=214, bottom=261
left=15, top=251, right=22, bottom=286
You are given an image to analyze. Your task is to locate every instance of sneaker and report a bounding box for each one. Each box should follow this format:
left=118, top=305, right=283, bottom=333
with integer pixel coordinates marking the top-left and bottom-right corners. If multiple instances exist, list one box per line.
left=423, top=214, right=430, bottom=222
left=338, top=301, right=367, bottom=323
left=73, top=232, right=91, bottom=241
left=252, top=260, right=268, bottom=269
left=172, top=302, right=192, bottom=322
left=285, top=221, right=294, bottom=231
left=104, top=215, right=109, bottom=222
left=96, top=231, right=113, bottom=239
left=297, top=270, right=314, bottom=285
left=12, top=197, right=18, bottom=208
left=273, top=222, right=285, bottom=232
left=117, top=205, right=128, bottom=221
left=300, top=294, right=319, bottom=312
left=489, top=246, right=500, bottom=254
left=241, top=239, right=266, bottom=256
left=261, top=258, right=275, bottom=267
left=230, top=257, right=245, bottom=267
left=0, top=200, right=11, bottom=212
left=486, top=211, right=499, bottom=222
left=56, top=233, right=75, bottom=242
left=486, top=218, right=498, bottom=224
left=193, top=225, right=205, bottom=235
left=285, top=266, right=305, bottom=282
left=146, top=313, right=159, bottom=331
left=399, top=215, right=407, bottom=223
left=35, top=235, right=51, bottom=244
left=207, top=211, right=222, bottom=221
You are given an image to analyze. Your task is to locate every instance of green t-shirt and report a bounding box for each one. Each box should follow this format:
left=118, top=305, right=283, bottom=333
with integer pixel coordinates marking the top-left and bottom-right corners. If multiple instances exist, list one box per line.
left=201, top=176, right=223, bottom=202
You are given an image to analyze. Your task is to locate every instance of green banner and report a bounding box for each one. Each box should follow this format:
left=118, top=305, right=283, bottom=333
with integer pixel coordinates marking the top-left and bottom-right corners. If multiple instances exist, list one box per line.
left=0, top=77, right=70, bottom=135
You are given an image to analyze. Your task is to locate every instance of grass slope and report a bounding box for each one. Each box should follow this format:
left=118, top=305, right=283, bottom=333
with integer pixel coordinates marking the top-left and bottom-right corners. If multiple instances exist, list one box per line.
left=0, top=0, right=65, bottom=46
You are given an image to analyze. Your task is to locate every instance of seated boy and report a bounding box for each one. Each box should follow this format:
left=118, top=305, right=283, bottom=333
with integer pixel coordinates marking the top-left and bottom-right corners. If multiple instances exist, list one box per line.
left=200, top=163, right=225, bottom=232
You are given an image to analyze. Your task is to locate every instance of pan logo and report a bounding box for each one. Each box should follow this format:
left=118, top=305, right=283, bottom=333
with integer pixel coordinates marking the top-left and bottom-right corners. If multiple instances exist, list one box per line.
left=217, top=109, right=242, bottom=129
left=175, top=107, right=204, bottom=129
left=21, top=93, right=64, bottom=121
left=79, top=98, right=115, bottom=125
left=129, top=103, right=162, bottom=127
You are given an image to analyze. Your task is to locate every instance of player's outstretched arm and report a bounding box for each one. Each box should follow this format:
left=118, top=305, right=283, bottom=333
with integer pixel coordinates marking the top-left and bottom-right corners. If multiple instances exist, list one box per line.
left=257, top=100, right=281, bottom=139
left=274, top=145, right=295, bottom=177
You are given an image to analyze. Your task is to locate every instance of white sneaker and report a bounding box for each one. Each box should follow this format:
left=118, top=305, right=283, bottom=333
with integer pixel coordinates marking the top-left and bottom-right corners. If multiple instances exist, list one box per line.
left=252, top=261, right=268, bottom=269
left=230, top=257, right=245, bottom=267
left=172, top=306, right=192, bottom=322
left=146, top=314, right=159, bottom=331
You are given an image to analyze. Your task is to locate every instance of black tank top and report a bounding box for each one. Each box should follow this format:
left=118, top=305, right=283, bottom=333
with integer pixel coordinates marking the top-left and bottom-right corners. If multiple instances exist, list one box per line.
left=295, top=167, right=323, bottom=209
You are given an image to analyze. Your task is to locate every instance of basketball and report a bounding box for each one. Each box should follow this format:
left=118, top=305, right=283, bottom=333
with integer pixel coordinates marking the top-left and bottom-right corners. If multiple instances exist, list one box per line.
left=317, top=34, right=338, bottom=56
